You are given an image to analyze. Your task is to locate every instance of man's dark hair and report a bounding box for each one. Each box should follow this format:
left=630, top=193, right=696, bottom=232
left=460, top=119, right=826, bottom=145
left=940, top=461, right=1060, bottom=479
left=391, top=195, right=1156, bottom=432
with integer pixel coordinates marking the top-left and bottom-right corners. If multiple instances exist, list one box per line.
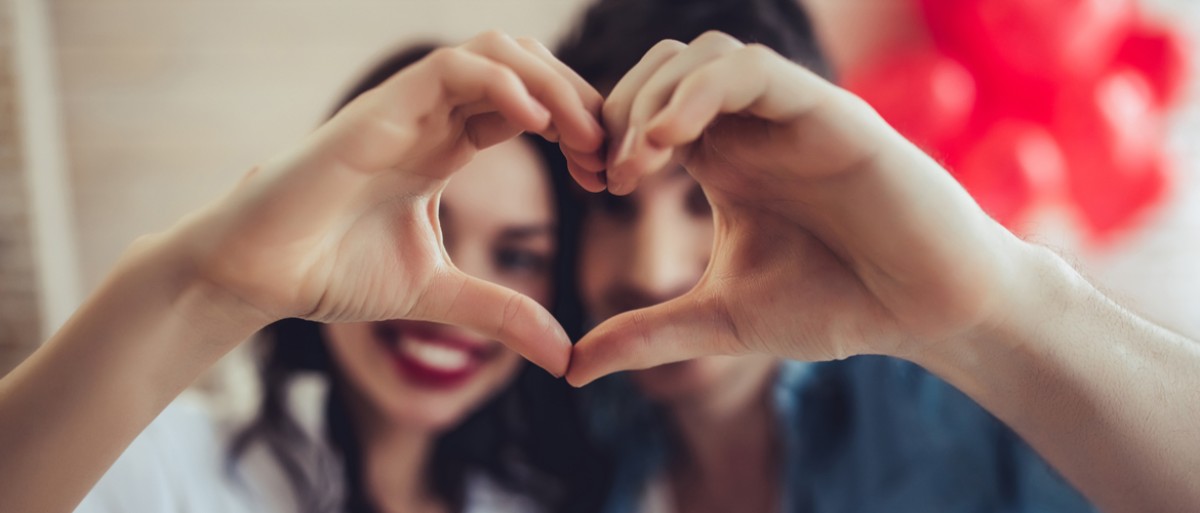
left=558, top=0, right=832, bottom=91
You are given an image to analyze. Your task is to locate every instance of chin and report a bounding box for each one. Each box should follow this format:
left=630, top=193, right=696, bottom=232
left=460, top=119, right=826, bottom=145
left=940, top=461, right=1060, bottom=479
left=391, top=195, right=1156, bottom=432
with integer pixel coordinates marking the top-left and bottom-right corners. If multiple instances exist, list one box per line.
left=629, top=357, right=731, bottom=403
left=630, top=355, right=779, bottom=407
left=382, top=397, right=475, bottom=432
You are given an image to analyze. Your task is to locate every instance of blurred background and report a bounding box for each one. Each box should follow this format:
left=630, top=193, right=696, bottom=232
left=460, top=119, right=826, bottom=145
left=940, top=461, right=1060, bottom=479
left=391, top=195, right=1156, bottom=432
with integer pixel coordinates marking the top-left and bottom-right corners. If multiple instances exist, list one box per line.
left=1, top=0, right=1198, bottom=391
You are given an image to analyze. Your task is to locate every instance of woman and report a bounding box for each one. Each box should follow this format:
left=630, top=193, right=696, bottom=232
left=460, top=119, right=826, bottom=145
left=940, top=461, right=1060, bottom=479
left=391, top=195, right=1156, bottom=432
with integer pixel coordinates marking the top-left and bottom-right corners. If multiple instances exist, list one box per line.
left=220, top=44, right=601, bottom=513
left=71, top=43, right=597, bottom=513
left=0, top=32, right=608, bottom=513
left=76, top=42, right=603, bottom=513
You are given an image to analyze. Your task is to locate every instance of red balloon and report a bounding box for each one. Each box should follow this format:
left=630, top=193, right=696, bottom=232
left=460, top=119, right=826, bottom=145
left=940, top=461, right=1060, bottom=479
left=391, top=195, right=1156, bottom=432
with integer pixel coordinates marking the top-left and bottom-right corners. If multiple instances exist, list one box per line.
left=843, top=49, right=976, bottom=151
left=954, top=121, right=1066, bottom=227
left=1054, top=70, right=1167, bottom=236
left=1056, top=70, right=1161, bottom=173
left=1076, top=152, right=1169, bottom=241
left=1114, top=20, right=1190, bottom=107
left=921, top=0, right=1134, bottom=81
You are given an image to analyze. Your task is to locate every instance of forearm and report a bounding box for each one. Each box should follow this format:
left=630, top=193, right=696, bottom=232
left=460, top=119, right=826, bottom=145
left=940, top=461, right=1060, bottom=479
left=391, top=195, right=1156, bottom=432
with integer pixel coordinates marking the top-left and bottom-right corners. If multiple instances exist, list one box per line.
left=914, top=245, right=1200, bottom=513
left=0, top=233, right=266, bottom=513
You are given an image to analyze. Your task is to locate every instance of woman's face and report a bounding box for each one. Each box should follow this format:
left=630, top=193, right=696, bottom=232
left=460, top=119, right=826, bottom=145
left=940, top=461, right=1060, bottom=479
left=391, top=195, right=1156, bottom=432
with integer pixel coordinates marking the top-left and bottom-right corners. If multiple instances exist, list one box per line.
left=324, top=139, right=555, bottom=431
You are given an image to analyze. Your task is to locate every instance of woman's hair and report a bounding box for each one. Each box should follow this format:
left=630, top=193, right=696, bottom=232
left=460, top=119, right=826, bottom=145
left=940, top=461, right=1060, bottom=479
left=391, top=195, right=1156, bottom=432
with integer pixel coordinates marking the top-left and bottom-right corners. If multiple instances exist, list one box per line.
left=558, top=0, right=832, bottom=91
left=229, top=43, right=605, bottom=513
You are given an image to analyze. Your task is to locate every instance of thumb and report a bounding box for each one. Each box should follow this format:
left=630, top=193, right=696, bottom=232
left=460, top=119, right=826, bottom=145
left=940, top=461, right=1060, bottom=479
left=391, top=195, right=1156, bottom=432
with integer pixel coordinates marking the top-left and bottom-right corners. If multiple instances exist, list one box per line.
left=567, top=293, right=739, bottom=387
left=412, top=269, right=571, bottom=377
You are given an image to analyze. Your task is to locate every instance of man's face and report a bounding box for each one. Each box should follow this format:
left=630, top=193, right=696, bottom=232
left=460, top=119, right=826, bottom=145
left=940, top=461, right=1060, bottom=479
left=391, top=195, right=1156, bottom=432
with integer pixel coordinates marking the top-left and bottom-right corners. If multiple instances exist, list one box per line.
left=579, top=165, right=775, bottom=403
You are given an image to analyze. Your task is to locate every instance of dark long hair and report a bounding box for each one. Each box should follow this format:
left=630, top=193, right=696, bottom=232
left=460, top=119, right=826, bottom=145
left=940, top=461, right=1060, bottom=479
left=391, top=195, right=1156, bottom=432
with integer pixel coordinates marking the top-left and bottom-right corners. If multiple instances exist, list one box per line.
left=229, top=43, right=606, bottom=513
left=558, top=0, right=831, bottom=91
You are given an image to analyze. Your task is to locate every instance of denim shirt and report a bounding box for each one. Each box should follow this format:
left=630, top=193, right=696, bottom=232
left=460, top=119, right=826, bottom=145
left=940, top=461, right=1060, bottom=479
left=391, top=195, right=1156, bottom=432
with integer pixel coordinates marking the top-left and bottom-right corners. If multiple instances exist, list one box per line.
left=586, top=356, right=1098, bottom=513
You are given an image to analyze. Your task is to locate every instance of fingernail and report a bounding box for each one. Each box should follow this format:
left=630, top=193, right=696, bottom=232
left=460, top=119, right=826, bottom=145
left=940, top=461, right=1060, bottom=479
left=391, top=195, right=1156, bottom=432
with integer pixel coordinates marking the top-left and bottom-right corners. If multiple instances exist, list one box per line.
left=644, top=111, right=667, bottom=138
left=530, top=101, right=551, bottom=125
left=613, top=127, right=639, bottom=168
left=588, top=116, right=606, bottom=148
left=567, top=376, right=593, bottom=388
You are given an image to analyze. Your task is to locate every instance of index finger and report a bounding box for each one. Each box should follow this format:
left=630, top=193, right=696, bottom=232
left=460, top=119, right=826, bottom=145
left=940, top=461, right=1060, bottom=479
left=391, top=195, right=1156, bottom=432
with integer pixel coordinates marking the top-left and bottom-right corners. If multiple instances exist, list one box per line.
left=462, top=32, right=605, bottom=159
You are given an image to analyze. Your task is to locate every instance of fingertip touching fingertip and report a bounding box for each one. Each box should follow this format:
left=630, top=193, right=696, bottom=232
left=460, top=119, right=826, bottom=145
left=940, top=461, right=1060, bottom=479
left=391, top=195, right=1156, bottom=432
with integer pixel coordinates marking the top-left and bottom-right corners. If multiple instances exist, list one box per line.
left=567, top=148, right=607, bottom=172
left=585, top=116, right=607, bottom=150
left=611, top=127, right=639, bottom=169
left=541, top=351, right=570, bottom=379
left=564, top=369, right=594, bottom=388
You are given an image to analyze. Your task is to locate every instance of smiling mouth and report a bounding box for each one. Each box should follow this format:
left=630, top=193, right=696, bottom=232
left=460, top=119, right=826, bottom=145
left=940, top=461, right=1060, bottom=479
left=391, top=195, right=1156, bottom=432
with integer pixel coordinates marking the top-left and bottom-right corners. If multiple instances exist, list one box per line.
left=371, top=321, right=497, bottom=390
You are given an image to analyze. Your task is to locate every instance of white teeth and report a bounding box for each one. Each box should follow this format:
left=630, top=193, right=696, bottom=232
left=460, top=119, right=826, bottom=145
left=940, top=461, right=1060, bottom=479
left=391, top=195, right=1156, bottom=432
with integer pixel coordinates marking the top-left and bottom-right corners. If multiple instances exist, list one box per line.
left=399, top=338, right=471, bottom=371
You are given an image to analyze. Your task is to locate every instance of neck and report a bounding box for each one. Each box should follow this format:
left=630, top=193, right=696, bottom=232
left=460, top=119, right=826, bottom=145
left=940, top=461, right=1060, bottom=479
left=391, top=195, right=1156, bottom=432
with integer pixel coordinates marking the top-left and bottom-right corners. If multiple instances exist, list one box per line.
left=665, top=358, right=781, bottom=509
left=344, top=389, right=442, bottom=513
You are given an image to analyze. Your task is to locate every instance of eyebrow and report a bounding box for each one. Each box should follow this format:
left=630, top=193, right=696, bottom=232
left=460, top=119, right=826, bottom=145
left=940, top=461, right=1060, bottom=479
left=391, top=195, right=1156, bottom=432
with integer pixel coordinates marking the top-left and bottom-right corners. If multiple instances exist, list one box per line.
left=499, top=225, right=554, bottom=240
left=440, top=205, right=552, bottom=239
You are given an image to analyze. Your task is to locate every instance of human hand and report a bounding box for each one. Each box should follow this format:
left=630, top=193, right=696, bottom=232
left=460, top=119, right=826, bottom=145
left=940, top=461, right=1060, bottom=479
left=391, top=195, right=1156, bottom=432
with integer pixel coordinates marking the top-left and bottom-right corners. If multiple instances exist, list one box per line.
left=567, top=32, right=1027, bottom=385
left=168, top=32, right=605, bottom=376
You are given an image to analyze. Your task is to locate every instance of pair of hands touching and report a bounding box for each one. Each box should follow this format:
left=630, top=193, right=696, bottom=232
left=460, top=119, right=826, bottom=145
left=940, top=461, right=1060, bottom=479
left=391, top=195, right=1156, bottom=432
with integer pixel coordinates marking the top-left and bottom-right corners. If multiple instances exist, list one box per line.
left=180, top=30, right=1025, bottom=386
left=9, top=30, right=1194, bottom=513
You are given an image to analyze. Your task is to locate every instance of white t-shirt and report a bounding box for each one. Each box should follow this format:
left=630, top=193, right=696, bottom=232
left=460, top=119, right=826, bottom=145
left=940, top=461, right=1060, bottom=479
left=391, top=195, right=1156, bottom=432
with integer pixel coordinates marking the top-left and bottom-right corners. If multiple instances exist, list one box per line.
left=74, top=393, right=541, bottom=513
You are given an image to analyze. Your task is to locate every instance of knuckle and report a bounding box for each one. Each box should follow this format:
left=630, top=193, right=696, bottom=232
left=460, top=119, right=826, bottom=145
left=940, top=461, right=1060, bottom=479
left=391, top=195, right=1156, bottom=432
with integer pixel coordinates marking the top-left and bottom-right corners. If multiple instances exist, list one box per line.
left=648, top=39, right=687, bottom=56
left=694, top=30, right=743, bottom=50
left=742, top=43, right=779, bottom=64
left=481, top=60, right=519, bottom=84
left=513, top=36, right=543, bottom=51
left=693, top=60, right=725, bottom=82
left=476, top=29, right=512, bottom=47
left=426, top=47, right=462, bottom=70
left=836, top=87, right=878, bottom=117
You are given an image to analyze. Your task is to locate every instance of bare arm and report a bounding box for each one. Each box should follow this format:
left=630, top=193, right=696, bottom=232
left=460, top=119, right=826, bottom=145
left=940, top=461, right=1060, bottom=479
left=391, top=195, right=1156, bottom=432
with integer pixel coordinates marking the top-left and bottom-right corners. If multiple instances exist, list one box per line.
left=0, top=234, right=262, bottom=513
left=916, top=245, right=1200, bottom=512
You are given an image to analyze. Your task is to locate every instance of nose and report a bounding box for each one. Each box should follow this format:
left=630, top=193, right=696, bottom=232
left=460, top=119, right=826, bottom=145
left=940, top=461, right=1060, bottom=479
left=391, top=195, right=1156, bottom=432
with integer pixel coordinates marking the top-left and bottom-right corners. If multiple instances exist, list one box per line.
left=611, top=200, right=708, bottom=312
left=447, top=239, right=490, bottom=283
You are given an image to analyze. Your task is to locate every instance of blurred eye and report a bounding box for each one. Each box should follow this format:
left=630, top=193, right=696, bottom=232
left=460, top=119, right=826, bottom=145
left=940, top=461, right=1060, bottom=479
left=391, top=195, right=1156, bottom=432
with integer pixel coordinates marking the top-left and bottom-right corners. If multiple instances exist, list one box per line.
left=590, top=192, right=637, bottom=223
left=685, top=183, right=711, bottom=218
left=495, top=247, right=551, bottom=275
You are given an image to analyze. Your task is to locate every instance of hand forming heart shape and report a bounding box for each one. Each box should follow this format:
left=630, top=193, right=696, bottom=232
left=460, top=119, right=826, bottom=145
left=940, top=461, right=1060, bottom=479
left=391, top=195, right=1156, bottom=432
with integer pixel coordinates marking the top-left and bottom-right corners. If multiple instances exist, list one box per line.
left=173, top=32, right=607, bottom=377
left=179, top=30, right=1026, bottom=384
left=563, top=31, right=1026, bottom=385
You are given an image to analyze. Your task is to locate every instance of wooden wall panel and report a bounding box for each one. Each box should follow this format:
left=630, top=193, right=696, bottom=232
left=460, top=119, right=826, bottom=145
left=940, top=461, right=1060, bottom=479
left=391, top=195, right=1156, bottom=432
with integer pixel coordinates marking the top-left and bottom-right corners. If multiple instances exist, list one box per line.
left=49, top=0, right=591, bottom=289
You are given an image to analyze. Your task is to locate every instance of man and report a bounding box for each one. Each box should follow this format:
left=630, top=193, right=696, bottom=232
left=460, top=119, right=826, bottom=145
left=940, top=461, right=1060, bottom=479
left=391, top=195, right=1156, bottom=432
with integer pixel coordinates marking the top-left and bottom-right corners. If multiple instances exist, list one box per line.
left=556, top=1, right=1199, bottom=512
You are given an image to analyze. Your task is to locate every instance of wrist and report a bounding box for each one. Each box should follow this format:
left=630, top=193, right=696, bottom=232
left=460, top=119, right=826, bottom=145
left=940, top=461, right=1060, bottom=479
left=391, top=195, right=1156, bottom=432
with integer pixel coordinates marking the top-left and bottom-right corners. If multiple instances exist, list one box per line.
left=121, top=227, right=274, bottom=346
left=906, top=241, right=1091, bottom=398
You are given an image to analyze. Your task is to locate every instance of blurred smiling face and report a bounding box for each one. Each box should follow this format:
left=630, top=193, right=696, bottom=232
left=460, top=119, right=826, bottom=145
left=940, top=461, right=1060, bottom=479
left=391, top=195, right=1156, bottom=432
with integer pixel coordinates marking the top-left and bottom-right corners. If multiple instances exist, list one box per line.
left=579, top=165, right=776, bottom=404
left=324, top=139, right=556, bottom=431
